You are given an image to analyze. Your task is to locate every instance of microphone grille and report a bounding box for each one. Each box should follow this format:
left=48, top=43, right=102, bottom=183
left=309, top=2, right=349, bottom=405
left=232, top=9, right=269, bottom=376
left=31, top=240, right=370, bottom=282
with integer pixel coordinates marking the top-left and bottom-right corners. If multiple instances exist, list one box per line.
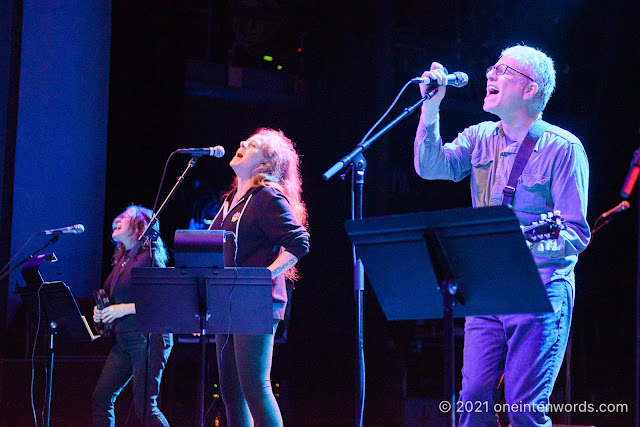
left=452, top=72, right=469, bottom=88
left=75, top=224, right=85, bottom=233
left=213, top=146, right=225, bottom=158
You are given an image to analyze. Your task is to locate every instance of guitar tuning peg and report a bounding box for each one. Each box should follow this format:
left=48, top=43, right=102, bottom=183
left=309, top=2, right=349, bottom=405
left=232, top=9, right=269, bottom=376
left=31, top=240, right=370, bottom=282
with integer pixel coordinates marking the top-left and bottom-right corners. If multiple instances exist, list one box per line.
left=547, top=211, right=554, bottom=219
left=540, top=213, right=548, bottom=220
left=553, top=210, right=561, bottom=217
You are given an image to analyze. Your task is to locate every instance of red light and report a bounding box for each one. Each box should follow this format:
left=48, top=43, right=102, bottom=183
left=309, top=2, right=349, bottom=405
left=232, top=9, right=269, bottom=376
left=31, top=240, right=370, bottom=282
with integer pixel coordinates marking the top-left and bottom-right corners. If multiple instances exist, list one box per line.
left=297, top=48, right=302, bottom=53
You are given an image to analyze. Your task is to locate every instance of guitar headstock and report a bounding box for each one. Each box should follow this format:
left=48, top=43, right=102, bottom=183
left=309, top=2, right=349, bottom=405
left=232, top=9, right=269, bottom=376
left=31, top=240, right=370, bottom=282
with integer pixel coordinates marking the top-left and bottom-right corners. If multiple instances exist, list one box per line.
left=522, top=210, right=565, bottom=243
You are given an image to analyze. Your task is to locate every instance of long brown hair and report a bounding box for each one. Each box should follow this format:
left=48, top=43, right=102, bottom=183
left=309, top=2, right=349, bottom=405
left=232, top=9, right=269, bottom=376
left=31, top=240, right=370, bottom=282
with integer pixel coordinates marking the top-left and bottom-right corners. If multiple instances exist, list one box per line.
left=111, top=205, right=168, bottom=267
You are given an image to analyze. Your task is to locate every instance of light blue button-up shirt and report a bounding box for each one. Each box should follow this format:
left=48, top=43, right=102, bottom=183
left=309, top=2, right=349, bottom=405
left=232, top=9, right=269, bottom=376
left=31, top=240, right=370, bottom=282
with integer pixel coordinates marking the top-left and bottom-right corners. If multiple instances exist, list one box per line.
left=414, top=115, right=590, bottom=288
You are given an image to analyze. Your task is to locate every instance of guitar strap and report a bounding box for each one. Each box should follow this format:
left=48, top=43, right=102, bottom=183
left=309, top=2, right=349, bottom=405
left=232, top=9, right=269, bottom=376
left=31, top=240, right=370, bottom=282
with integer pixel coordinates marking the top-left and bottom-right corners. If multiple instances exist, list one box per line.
left=502, top=119, right=551, bottom=207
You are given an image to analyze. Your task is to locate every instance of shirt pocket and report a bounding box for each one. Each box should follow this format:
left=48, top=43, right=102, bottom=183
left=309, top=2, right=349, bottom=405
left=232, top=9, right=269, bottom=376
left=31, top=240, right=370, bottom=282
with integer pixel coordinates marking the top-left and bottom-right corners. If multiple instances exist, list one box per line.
left=514, top=173, right=551, bottom=213
left=470, top=151, right=494, bottom=192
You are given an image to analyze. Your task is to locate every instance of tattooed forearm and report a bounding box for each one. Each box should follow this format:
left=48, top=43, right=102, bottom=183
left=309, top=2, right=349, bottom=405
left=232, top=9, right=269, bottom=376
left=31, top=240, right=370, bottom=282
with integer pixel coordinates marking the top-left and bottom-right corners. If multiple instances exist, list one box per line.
left=270, top=255, right=298, bottom=279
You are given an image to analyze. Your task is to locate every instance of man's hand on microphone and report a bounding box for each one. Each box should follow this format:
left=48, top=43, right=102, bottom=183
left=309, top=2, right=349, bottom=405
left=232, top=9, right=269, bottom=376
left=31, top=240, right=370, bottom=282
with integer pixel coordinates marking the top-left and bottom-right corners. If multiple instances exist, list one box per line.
left=420, top=62, right=447, bottom=124
left=420, top=63, right=448, bottom=97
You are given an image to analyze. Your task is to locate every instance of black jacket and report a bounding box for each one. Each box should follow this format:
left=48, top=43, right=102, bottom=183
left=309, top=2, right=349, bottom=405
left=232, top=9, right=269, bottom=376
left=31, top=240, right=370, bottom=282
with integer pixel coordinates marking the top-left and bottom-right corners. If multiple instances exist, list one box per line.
left=210, top=185, right=310, bottom=319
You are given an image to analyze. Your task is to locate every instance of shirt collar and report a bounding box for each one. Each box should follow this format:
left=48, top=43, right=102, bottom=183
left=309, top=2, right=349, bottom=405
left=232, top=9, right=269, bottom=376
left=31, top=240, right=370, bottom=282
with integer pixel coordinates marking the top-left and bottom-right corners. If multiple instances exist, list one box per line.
left=494, top=120, right=543, bottom=153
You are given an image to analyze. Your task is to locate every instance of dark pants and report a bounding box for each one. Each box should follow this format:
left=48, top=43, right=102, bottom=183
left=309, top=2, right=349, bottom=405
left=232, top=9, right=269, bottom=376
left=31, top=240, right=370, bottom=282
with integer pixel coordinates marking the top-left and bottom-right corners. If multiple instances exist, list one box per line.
left=92, top=332, right=173, bottom=427
left=215, top=321, right=282, bottom=427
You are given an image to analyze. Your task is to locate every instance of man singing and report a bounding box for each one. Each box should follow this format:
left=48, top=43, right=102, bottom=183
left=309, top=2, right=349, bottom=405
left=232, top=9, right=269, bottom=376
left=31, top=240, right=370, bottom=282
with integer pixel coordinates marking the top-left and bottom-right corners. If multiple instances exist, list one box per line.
left=413, top=45, right=590, bottom=426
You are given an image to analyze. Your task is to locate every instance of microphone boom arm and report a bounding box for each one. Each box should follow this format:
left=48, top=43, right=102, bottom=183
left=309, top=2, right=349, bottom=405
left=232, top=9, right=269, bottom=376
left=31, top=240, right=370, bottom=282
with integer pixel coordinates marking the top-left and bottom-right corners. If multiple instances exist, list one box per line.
left=323, top=94, right=429, bottom=180
left=129, top=156, right=200, bottom=258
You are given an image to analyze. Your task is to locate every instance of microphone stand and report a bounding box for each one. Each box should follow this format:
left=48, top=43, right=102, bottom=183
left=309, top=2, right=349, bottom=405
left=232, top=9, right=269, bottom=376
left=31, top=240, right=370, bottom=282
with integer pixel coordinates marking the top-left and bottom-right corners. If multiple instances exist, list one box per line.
left=0, top=235, right=58, bottom=427
left=591, top=215, right=619, bottom=236
left=323, top=89, right=437, bottom=427
left=0, top=235, right=59, bottom=282
left=131, top=155, right=201, bottom=427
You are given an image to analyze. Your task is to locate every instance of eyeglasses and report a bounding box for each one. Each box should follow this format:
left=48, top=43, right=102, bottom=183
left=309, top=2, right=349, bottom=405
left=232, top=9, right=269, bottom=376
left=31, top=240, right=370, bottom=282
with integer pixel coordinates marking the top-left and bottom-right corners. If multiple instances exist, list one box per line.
left=240, top=139, right=260, bottom=149
left=486, top=64, right=534, bottom=82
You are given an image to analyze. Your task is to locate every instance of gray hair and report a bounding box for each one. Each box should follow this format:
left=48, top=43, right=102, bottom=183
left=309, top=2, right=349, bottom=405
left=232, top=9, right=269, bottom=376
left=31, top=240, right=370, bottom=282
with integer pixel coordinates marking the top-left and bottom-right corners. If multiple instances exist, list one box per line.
left=501, top=45, right=556, bottom=113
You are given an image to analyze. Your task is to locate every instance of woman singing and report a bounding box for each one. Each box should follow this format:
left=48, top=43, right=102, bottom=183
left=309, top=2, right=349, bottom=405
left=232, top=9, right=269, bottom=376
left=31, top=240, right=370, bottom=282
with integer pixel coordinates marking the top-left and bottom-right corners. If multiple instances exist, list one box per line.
left=209, top=128, right=310, bottom=426
left=92, top=205, right=173, bottom=426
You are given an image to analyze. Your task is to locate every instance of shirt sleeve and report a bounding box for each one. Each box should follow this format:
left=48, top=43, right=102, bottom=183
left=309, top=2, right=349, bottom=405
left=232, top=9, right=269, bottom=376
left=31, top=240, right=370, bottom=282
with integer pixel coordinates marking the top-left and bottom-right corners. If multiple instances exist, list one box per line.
left=539, top=141, right=591, bottom=258
left=259, top=189, right=310, bottom=261
left=413, top=113, right=474, bottom=182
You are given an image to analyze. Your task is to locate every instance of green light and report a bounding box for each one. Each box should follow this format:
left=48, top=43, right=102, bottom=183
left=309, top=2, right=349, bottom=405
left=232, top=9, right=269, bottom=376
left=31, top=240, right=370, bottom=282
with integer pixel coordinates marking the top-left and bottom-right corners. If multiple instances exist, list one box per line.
left=263, top=55, right=273, bottom=62
left=277, top=65, right=283, bottom=70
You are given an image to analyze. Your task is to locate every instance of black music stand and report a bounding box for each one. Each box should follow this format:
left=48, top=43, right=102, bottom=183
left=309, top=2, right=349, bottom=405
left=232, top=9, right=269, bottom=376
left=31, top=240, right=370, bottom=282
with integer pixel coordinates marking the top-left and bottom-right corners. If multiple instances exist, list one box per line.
left=344, top=205, right=552, bottom=427
left=16, top=281, right=98, bottom=427
left=131, top=266, right=273, bottom=427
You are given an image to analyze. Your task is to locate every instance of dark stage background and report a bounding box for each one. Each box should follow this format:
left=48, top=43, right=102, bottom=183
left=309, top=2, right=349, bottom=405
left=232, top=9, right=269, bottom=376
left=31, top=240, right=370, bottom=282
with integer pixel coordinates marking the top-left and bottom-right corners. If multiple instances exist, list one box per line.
left=2, top=0, right=640, bottom=426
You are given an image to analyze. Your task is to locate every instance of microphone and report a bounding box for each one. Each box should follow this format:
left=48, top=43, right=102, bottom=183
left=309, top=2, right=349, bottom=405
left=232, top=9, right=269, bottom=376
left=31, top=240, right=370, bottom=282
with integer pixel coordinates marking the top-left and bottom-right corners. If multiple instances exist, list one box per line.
left=620, top=147, right=640, bottom=198
left=412, top=71, right=469, bottom=89
left=600, top=201, right=630, bottom=219
left=176, top=146, right=225, bottom=158
left=42, top=224, right=85, bottom=235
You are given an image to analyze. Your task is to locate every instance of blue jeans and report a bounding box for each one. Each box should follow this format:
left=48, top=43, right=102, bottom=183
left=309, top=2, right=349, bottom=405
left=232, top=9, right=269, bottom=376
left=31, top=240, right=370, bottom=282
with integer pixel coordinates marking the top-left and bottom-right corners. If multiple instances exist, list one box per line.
left=215, top=321, right=282, bottom=427
left=92, top=332, right=173, bottom=427
left=458, top=279, right=573, bottom=427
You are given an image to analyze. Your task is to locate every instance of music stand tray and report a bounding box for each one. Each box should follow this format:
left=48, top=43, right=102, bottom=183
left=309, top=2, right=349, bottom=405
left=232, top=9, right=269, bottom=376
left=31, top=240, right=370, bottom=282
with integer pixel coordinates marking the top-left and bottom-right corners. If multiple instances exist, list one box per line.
left=131, top=267, right=273, bottom=334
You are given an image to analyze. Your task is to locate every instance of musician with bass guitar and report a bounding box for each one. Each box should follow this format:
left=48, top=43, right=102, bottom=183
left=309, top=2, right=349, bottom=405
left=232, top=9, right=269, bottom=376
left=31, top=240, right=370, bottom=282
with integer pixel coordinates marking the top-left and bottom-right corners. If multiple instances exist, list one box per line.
left=92, top=205, right=173, bottom=427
